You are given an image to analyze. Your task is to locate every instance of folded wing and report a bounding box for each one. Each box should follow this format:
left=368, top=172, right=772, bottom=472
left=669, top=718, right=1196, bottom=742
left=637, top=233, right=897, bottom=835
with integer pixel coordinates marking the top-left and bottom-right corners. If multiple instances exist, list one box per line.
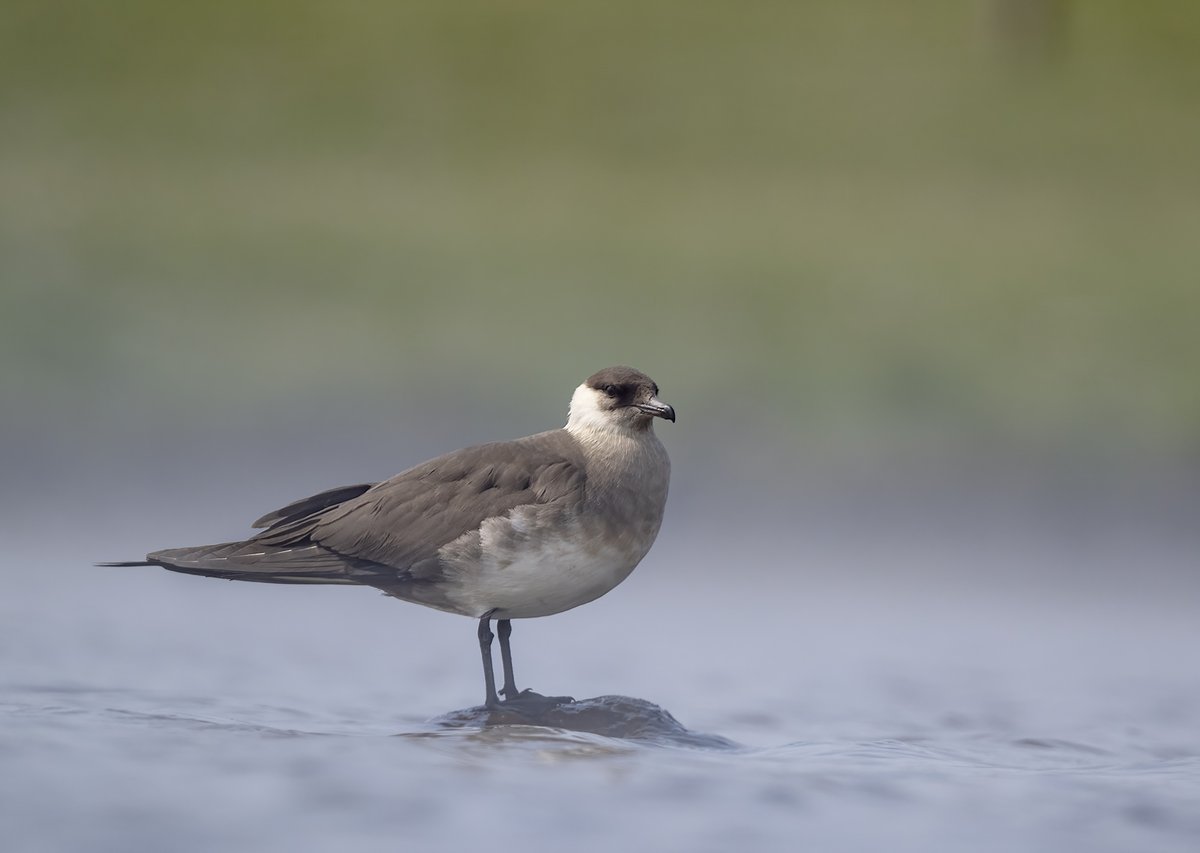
left=132, top=431, right=587, bottom=590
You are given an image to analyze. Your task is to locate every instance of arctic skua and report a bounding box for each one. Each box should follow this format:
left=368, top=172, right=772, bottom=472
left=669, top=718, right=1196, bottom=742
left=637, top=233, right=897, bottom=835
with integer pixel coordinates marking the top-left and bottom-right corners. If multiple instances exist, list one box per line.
left=101, top=366, right=675, bottom=709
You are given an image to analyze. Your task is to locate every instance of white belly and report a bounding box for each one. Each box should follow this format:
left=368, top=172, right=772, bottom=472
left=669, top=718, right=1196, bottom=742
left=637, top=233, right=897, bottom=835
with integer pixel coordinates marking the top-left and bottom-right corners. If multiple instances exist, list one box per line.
left=444, top=519, right=644, bottom=619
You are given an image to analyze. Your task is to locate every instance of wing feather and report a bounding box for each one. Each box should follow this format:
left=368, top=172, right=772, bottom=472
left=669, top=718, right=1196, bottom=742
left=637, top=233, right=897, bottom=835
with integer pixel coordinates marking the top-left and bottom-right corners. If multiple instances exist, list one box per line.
left=307, top=431, right=586, bottom=570
left=251, top=483, right=375, bottom=529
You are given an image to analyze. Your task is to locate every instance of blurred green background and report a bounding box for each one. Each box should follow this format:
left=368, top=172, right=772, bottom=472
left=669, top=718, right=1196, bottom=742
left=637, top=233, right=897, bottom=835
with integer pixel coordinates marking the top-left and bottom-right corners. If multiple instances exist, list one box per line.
left=4, top=1, right=1198, bottom=498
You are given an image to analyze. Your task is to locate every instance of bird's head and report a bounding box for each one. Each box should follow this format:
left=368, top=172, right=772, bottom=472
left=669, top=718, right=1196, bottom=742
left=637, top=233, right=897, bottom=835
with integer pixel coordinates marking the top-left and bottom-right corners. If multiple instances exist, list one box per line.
left=566, top=366, right=675, bottom=436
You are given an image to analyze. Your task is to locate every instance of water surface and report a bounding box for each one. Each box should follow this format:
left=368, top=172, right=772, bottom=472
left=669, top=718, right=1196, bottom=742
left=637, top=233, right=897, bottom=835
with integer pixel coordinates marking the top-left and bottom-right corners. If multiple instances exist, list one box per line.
left=3, top=513, right=1198, bottom=853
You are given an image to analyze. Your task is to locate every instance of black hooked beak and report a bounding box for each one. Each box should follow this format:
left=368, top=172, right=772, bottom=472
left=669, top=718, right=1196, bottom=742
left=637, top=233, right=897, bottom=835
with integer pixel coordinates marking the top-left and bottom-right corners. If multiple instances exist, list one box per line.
left=635, top=395, right=676, bottom=423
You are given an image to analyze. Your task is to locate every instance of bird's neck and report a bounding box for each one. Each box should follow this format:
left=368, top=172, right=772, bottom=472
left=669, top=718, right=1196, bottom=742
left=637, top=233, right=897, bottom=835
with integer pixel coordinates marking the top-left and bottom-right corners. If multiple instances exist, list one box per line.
left=563, top=420, right=669, bottom=509
left=566, top=422, right=652, bottom=458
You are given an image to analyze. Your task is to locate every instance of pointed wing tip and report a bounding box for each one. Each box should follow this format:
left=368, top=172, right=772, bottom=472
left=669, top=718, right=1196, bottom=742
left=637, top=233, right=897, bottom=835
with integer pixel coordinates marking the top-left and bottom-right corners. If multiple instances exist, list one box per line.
left=250, top=483, right=377, bottom=531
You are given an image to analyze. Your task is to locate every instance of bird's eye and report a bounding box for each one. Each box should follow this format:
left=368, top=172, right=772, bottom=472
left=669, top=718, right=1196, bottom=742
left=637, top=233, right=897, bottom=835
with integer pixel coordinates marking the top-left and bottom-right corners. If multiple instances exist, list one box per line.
left=603, top=384, right=619, bottom=397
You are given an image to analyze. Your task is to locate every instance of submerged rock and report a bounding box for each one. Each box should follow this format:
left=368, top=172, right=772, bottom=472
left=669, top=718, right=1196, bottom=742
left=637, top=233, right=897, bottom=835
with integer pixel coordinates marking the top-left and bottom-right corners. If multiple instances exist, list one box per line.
left=431, top=694, right=738, bottom=750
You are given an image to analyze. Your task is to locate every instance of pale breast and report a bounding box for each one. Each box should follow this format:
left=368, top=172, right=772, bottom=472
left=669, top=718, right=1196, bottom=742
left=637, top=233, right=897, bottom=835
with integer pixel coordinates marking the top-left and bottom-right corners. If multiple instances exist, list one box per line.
left=441, top=510, right=646, bottom=618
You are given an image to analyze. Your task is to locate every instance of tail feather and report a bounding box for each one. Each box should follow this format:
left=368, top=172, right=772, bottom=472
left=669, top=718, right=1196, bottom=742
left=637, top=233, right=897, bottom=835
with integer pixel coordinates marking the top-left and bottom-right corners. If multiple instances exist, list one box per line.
left=97, top=541, right=372, bottom=585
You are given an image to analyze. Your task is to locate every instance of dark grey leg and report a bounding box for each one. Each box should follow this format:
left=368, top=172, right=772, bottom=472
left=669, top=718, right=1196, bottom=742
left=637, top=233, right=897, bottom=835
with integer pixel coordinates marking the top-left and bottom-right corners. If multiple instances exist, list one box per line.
left=477, top=616, right=500, bottom=708
left=497, top=619, right=520, bottom=701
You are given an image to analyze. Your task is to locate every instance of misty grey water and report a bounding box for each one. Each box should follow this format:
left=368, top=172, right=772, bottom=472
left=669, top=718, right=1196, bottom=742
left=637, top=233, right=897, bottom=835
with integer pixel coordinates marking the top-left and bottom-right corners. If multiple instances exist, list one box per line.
left=3, top=459, right=1199, bottom=852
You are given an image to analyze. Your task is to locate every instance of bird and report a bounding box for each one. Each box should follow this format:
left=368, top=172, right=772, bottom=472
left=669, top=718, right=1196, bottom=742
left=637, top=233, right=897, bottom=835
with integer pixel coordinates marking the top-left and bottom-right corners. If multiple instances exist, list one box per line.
left=100, top=366, right=675, bottom=709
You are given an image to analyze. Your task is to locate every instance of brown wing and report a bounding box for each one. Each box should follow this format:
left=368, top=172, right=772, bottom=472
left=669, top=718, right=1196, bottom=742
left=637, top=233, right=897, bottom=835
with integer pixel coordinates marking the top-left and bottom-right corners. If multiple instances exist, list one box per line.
left=248, top=429, right=587, bottom=575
